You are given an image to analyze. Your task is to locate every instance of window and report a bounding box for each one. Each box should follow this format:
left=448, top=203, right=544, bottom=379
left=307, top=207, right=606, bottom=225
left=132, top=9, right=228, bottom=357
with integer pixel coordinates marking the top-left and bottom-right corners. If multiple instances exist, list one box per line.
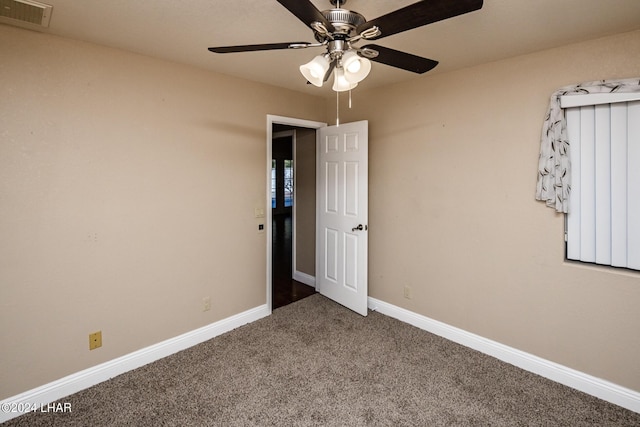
left=563, top=94, right=640, bottom=270
left=272, top=159, right=277, bottom=209
left=284, top=159, right=293, bottom=208
left=271, top=158, right=293, bottom=209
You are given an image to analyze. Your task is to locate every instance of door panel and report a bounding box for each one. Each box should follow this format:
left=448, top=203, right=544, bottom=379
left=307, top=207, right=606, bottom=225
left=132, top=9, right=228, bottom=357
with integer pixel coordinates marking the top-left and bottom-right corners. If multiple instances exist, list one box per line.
left=326, top=161, right=339, bottom=213
left=317, top=120, right=368, bottom=316
left=325, top=228, right=338, bottom=282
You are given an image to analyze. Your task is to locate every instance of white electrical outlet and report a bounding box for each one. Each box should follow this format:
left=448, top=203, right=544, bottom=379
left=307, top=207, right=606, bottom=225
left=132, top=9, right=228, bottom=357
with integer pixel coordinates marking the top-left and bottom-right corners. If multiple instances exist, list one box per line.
left=403, top=286, right=412, bottom=299
left=202, top=296, right=211, bottom=312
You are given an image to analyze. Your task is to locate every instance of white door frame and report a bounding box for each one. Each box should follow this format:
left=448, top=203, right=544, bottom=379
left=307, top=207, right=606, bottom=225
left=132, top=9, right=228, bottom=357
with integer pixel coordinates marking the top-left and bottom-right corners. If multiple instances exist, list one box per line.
left=266, top=115, right=326, bottom=312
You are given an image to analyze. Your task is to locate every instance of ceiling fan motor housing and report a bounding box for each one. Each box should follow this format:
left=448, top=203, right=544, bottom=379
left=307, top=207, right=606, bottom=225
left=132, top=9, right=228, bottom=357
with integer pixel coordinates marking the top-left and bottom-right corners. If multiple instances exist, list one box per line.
left=322, top=9, right=366, bottom=35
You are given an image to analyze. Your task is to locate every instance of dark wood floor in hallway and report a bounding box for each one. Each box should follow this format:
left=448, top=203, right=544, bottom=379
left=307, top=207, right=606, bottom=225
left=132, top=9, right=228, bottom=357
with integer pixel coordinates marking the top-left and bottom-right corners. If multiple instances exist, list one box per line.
left=272, top=212, right=316, bottom=309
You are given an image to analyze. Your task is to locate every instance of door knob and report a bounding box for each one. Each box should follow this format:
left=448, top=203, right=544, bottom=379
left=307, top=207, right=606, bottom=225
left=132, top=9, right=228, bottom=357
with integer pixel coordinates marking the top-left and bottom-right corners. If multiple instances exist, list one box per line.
left=352, top=224, right=364, bottom=232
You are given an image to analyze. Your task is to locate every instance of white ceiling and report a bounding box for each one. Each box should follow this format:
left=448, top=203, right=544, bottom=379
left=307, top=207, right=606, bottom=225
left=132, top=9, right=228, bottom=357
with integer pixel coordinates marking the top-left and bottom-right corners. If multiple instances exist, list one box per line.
left=7, top=0, right=640, bottom=97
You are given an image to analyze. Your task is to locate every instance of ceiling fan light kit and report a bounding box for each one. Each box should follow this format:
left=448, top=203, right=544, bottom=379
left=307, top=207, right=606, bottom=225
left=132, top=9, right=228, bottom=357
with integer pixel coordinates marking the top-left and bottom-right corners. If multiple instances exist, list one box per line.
left=300, top=55, right=331, bottom=87
left=341, top=50, right=371, bottom=84
left=333, top=68, right=358, bottom=92
left=208, top=0, right=483, bottom=94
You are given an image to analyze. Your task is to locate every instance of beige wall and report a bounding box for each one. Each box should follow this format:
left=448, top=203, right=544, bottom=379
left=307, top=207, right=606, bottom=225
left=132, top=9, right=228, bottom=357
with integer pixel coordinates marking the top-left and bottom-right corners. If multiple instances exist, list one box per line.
left=337, top=29, right=640, bottom=391
left=2, top=22, right=640, bottom=401
left=294, top=128, right=316, bottom=276
left=0, top=25, right=326, bottom=398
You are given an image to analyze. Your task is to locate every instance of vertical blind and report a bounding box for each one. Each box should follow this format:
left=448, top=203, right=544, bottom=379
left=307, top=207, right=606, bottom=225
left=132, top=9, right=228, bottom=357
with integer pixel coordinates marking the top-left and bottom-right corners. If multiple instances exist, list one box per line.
left=537, top=78, right=640, bottom=214
left=563, top=96, right=640, bottom=270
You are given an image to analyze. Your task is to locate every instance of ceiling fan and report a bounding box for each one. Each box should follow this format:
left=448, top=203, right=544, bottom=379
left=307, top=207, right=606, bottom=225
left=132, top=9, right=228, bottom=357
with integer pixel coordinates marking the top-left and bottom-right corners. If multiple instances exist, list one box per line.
left=208, top=0, right=483, bottom=92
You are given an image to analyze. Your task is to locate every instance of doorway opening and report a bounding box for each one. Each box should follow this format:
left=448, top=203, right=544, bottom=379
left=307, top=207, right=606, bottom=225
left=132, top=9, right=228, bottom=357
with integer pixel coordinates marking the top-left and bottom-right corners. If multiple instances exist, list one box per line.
left=266, top=116, right=326, bottom=311
left=271, top=130, right=314, bottom=308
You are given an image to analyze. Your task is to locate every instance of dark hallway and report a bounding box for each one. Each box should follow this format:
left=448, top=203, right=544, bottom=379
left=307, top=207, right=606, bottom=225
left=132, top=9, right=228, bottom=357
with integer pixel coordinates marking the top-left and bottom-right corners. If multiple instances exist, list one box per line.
left=272, top=213, right=316, bottom=309
left=271, top=127, right=317, bottom=309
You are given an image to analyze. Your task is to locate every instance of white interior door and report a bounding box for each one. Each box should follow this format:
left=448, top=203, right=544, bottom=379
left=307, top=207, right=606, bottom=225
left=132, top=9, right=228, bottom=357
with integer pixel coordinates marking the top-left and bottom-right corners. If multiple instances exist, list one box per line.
left=316, top=120, right=368, bottom=316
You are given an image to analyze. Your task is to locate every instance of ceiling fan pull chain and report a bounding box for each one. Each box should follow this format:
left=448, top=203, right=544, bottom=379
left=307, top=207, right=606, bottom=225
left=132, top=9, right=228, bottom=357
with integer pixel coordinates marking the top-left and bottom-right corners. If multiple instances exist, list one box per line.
left=336, top=90, right=340, bottom=126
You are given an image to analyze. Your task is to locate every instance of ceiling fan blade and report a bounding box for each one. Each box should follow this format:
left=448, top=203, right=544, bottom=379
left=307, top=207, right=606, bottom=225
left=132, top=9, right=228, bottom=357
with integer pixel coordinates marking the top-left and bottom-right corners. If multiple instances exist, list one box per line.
left=276, top=0, right=335, bottom=32
left=361, top=45, right=438, bottom=74
left=208, top=42, right=309, bottom=53
left=357, top=0, right=483, bottom=40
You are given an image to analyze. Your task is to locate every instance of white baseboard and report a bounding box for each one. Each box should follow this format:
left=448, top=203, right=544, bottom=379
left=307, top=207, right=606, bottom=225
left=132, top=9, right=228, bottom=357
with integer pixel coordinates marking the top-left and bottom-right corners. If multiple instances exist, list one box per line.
left=367, top=297, right=640, bottom=414
left=0, top=304, right=270, bottom=423
left=292, top=270, right=316, bottom=288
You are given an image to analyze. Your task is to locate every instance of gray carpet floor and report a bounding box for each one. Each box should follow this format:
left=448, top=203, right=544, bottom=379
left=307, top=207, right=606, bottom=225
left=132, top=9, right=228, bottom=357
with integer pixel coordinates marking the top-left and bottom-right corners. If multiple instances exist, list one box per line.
left=4, top=294, right=640, bottom=426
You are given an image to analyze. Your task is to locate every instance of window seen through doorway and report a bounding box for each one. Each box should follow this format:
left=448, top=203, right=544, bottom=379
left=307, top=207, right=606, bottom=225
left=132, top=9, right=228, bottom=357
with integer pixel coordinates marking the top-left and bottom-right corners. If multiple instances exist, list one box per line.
left=271, top=159, right=293, bottom=209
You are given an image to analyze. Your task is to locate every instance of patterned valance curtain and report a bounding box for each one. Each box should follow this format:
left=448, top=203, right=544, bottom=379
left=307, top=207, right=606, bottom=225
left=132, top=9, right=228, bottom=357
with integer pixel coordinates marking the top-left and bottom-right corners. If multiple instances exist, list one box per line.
left=535, top=77, right=640, bottom=213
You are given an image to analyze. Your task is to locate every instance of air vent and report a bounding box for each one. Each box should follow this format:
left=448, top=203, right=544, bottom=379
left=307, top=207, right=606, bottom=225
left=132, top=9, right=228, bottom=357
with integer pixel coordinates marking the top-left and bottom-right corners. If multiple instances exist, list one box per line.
left=0, top=0, right=52, bottom=28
